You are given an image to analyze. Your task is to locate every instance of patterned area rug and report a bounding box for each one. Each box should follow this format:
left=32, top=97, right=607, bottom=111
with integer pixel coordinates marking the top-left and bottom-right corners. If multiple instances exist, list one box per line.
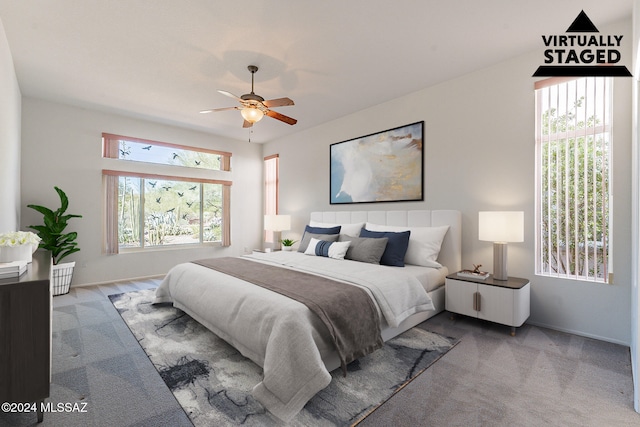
left=109, top=289, right=458, bottom=426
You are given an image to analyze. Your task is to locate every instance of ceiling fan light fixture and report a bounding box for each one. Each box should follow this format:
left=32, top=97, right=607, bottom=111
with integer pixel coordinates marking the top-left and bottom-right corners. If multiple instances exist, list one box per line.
left=241, top=106, right=264, bottom=123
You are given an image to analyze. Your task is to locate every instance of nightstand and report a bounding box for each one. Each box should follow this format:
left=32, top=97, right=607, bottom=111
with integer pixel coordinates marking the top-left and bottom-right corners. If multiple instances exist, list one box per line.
left=445, top=273, right=530, bottom=336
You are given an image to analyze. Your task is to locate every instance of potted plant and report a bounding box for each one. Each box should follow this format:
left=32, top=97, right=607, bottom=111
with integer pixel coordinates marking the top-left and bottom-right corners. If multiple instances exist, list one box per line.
left=280, top=238, right=297, bottom=251
left=27, top=186, right=82, bottom=295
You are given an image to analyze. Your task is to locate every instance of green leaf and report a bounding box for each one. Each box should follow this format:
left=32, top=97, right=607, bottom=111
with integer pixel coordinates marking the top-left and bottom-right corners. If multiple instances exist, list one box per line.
left=55, top=186, right=69, bottom=214
left=59, top=232, right=77, bottom=242
left=27, top=204, right=54, bottom=217
left=58, top=214, right=83, bottom=222
left=57, top=248, right=80, bottom=264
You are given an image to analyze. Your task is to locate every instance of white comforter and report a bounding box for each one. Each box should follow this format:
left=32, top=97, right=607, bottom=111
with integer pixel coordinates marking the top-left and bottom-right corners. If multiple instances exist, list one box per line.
left=154, top=251, right=434, bottom=422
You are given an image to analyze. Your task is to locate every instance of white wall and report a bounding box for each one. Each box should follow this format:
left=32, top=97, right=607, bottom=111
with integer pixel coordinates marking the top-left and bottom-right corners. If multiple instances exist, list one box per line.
left=265, top=19, right=633, bottom=345
left=0, top=18, right=21, bottom=232
left=20, top=98, right=264, bottom=285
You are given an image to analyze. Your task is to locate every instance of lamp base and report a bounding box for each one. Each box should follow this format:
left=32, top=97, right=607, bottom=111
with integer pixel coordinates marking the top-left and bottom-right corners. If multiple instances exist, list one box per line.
left=273, top=231, right=282, bottom=251
left=493, top=242, right=508, bottom=281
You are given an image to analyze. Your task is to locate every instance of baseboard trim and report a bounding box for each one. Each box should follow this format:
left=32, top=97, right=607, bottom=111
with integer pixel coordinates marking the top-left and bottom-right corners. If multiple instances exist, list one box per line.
left=71, top=274, right=165, bottom=288
left=526, top=320, right=630, bottom=347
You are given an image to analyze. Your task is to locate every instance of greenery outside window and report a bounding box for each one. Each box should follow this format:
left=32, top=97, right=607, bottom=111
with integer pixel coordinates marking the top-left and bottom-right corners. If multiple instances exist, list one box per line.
left=113, top=174, right=224, bottom=248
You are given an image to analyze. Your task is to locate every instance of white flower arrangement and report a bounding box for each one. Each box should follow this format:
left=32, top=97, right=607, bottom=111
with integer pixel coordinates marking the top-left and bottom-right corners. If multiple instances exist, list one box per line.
left=0, top=231, right=41, bottom=247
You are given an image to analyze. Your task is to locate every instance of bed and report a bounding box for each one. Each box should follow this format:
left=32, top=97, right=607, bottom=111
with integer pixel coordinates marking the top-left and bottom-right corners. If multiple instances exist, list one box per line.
left=154, top=209, right=461, bottom=422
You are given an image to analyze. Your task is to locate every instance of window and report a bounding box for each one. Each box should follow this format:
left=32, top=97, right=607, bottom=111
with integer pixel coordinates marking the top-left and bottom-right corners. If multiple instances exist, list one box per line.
left=535, top=77, right=611, bottom=282
left=264, top=154, right=279, bottom=243
left=102, top=134, right=232, bottom=253
left=103, top=133, right=230, bottom=170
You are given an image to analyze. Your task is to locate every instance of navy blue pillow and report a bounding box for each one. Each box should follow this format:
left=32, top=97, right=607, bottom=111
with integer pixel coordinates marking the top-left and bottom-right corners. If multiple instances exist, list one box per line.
left=298, top=225, right=341, bottom=252
left=304, top=225, right=341, bottom=235
left=359, top=228, right=411, bottom=267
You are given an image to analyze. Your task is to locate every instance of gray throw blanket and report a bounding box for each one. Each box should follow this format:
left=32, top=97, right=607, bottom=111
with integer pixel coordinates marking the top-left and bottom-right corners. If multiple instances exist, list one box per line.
left=193, top=257, right=384, bottom=374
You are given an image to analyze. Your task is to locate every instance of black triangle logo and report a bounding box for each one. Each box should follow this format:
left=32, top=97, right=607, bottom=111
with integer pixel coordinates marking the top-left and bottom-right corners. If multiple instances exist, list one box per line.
left=566, top=10, right=599, bottom=32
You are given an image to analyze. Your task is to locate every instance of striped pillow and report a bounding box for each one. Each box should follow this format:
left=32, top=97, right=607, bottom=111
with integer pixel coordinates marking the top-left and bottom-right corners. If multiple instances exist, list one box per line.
left=304, top=238, right=350, bottom=260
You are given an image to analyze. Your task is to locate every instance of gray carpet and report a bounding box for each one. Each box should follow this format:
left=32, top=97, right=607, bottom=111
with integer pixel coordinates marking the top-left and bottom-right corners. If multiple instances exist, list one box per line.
left=0, top=279, right=191, bottom=427
left=359, top=314, right=640, bottom=427
left=2, top=278, right=639, bottom=427
left=108, top=288, right=458, bottom=426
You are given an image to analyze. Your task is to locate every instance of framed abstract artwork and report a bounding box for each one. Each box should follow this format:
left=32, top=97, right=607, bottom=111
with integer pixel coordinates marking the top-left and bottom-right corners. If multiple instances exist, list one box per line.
left=330, top=121, right=424, bottom=204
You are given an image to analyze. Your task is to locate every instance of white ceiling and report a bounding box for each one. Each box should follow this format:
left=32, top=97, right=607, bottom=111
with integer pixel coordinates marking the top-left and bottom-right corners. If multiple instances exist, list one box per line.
left=0, top=1, right=633, bottom=143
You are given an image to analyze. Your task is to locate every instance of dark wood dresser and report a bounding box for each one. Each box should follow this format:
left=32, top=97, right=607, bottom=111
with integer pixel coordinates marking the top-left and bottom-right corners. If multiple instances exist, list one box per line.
left=0, top=250, right=51, bottom=422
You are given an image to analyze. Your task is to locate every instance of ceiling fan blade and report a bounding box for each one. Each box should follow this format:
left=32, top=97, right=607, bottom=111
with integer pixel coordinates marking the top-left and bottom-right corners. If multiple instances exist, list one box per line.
left=265, top=110, right=297, bottom=125
left=199, top=106, right=239, bottom=114
left=242, top=120, right=254, bottom=128
left=218, top=90, right=243, bottom=101
left=263, top=97, right=295, bottom=108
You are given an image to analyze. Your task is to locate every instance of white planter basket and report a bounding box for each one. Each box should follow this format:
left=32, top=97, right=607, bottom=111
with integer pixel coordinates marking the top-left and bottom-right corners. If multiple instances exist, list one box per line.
left=52, top=261, right=75, bottom=296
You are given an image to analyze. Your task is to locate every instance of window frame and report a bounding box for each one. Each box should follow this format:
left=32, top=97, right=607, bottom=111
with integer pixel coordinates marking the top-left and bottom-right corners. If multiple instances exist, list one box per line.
left=102, top=133, right=232, bottom=171
left=534, top=76, right=612, bottom=283
left=102, top=134, right=232, bottom=254
left=264, top=154, right=279, bottom=243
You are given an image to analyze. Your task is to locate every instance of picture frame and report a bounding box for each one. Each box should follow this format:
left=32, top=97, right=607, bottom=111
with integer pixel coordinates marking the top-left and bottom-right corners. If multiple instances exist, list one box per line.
left=330, top=121, right=424, bottom=204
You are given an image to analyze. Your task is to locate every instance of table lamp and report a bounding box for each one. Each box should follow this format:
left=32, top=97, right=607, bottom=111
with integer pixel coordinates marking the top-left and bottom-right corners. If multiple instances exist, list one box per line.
left=264, top=214, right=291, bottom=251
left=478, top=211, right=524, bottom=281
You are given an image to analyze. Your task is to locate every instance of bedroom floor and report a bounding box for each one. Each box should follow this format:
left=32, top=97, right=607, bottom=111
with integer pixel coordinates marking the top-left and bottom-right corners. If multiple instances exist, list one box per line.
left=1, top=279, right=638, bottom=427
left=362, top=314, right=639, bottom=427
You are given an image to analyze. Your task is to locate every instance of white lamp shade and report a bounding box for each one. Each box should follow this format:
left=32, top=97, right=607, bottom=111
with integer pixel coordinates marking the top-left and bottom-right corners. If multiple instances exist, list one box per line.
left=241, top=107, right=264, bottom=123
left=264, top=214, right=291, bottom=232
left=479, top=211, right=524, bottom=243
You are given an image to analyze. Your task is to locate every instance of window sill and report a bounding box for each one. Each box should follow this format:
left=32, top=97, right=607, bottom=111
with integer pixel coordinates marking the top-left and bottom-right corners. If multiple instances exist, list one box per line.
left=118, top=242, right=222, bottom=254
left=534, top=272, right=608, bottom=285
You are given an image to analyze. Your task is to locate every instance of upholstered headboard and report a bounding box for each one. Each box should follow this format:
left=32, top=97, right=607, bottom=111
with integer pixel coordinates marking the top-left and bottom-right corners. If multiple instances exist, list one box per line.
left=309, top=210, right=461, bottom=273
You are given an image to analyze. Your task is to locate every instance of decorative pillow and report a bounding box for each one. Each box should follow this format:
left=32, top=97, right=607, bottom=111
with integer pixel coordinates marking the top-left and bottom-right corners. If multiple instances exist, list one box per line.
left=303, top=225, right=342, bottom=235
left=304, top=238, right=351, bottom=260
left=309, top=220, right=364, bottom=237
left=298, top=229, right=341, bottom=252
left=359, top=228, right=411, bottom=267
left=365, top=222, right=449, bottom=268
left=338, top=234, right=388, bottom=264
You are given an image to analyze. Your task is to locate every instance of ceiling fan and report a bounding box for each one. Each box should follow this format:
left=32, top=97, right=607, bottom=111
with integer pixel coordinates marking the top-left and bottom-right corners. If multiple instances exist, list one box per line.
left=200, top=65, right=297, bottom=128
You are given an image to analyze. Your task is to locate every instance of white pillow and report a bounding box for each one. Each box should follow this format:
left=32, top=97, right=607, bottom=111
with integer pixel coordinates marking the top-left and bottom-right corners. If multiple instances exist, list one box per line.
left=309, top=220, right=364, bottom=237
left=364, top=222, right=449, bottom=268
left=304, top=238, right=351, bottom=260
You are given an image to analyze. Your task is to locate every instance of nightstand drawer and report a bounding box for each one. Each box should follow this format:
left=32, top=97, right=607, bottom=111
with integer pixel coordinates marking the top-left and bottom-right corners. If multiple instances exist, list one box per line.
left=446, top=274, right=531, bottom=335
